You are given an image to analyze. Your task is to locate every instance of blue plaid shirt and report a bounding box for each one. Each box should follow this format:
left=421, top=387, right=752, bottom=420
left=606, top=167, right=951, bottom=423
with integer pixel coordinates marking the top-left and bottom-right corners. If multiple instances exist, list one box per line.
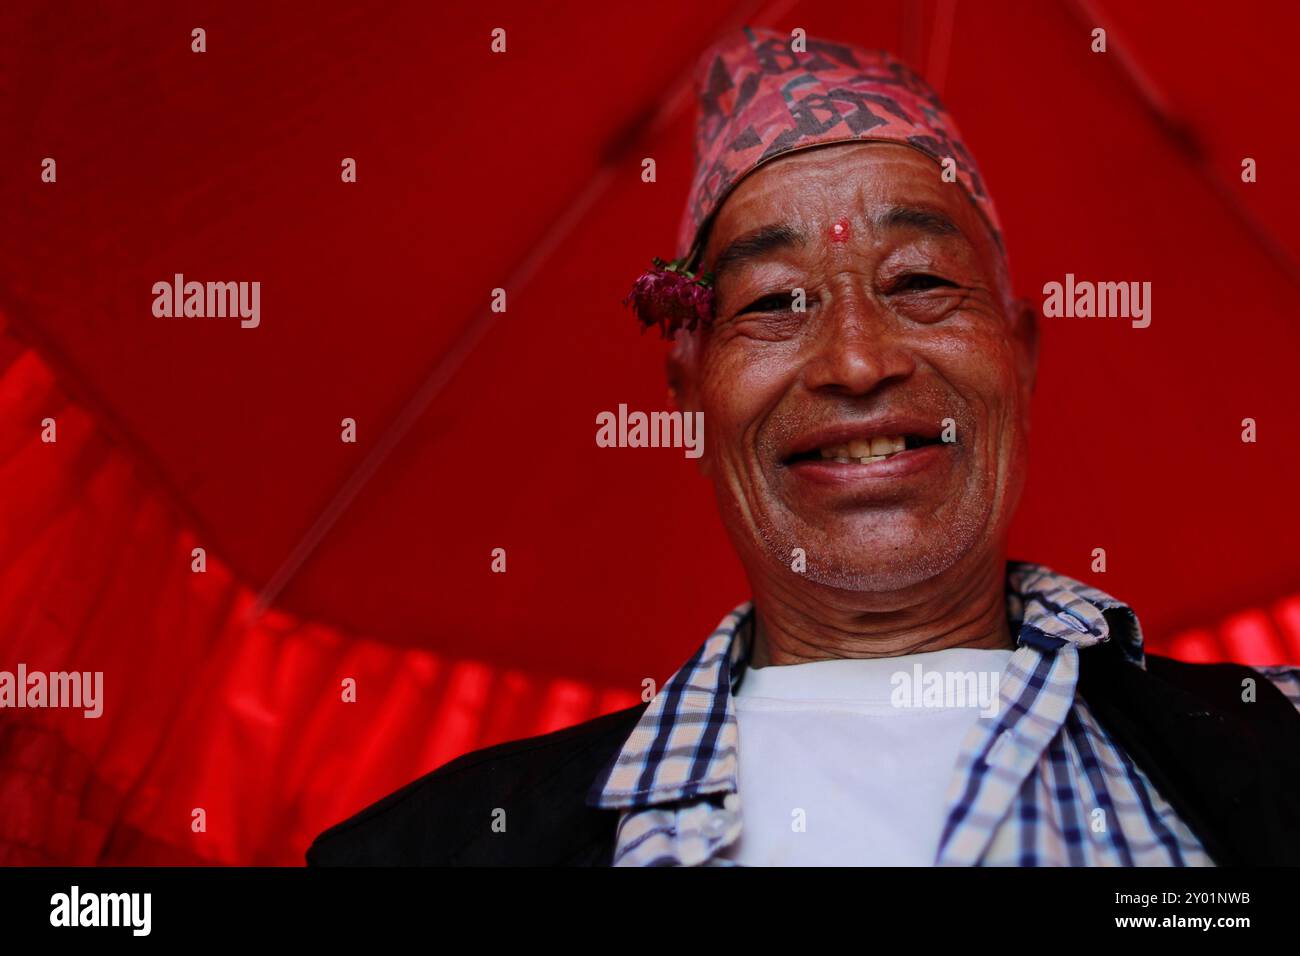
left=588, top=562, right=1300, bottom=866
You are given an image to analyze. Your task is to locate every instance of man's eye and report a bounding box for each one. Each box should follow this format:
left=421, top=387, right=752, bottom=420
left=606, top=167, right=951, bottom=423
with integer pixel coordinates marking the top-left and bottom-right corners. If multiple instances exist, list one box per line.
left=893, top=273, right=957, bottom=292
left=739, top=292, right=795, bottom=314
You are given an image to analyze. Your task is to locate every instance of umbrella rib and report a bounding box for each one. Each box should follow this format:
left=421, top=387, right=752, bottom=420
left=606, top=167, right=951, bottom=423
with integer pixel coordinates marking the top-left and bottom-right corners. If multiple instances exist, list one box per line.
left=925, top=0, right=958, bottom=96
left=250, top=166, right=613, bottom=620
left=1064, top=0, right=1300, bottom=292
left=251, top=0, right=797, bottom=620
left=901, top=0, right=924, bottom=73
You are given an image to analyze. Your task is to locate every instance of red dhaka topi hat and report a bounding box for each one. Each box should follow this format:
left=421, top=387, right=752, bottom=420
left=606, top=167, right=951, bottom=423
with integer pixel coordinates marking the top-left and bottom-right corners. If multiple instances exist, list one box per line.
left=626, top=26, right=1003, bottom=338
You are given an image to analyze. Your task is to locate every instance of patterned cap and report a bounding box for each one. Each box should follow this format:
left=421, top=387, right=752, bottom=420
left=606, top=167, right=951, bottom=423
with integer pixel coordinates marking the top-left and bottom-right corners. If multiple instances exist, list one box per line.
left=677, top=27, right=1002, bottom=267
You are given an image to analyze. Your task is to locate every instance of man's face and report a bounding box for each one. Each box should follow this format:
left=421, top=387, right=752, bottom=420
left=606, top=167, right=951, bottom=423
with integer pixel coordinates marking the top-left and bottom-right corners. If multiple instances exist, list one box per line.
left=678, top=142, right=1036, bottom=592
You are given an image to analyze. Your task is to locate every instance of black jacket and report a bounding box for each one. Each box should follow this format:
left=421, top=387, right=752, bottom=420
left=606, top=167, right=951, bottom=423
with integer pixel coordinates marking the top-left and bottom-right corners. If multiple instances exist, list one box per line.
left=306, top=641, right=1300, bottom=866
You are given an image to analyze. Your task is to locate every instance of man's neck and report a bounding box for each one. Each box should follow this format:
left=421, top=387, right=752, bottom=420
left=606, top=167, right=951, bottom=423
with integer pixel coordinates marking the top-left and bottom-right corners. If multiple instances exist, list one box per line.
left=747, top=557, right=1016, bottom=668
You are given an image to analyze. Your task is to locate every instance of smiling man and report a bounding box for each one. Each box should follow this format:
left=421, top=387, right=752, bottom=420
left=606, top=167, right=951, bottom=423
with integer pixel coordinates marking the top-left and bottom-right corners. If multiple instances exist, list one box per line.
left=308, top=28, right=1300, bottom=867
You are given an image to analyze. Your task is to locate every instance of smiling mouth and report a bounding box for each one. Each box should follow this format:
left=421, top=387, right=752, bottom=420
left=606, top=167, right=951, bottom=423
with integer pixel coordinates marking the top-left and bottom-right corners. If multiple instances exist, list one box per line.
left=785, top=434, right=946, bottom=466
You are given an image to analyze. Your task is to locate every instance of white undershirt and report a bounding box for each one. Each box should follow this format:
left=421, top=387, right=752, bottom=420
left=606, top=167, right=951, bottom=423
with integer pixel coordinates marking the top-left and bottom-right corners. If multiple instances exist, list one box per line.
left=717, top=646, right=1015, bottom=866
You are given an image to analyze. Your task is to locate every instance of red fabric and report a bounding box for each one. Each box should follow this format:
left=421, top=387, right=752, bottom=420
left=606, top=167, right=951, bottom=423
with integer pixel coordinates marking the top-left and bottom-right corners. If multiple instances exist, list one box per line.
left=2, top=1, right=1299, bottom=864
left=0, top=319, right=637, bottom=864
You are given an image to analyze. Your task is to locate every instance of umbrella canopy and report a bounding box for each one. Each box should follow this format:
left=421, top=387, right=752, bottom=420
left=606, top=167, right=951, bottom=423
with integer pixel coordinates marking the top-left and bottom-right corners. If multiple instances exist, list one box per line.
left=2, top=0, right=1298, bottom=863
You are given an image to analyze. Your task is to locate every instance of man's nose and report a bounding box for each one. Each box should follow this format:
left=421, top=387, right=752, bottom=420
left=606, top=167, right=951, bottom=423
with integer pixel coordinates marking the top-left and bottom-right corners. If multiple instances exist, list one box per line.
left=800, top=294, right=917, bottom=395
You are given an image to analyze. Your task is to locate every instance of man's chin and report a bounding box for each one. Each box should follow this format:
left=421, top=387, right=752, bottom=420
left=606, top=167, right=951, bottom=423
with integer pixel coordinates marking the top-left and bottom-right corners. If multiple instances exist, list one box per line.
left=765, top=520, right=974, bottom=593
left=797, top=552, right=964, bottom=592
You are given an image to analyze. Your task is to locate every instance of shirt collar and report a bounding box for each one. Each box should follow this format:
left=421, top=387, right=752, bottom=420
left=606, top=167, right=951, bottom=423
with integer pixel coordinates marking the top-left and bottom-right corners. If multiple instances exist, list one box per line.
left=588, top=561, right=1143, bottom=810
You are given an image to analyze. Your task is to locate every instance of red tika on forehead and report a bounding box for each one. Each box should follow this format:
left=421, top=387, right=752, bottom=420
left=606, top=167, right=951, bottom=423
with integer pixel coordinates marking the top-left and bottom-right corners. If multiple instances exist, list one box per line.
left=676, top=27, right=1003, bottom=266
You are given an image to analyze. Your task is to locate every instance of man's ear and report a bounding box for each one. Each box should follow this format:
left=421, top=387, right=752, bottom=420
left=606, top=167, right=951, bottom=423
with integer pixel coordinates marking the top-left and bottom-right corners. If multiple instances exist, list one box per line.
left=1011, top=298, right=1039, bottom=395
left=665, top=331, right=710, bottom=475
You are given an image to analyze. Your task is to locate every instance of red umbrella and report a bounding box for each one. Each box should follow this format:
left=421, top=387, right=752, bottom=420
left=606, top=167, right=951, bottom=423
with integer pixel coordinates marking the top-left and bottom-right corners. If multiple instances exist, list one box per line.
left=1, top=0, right=1298, bottom=863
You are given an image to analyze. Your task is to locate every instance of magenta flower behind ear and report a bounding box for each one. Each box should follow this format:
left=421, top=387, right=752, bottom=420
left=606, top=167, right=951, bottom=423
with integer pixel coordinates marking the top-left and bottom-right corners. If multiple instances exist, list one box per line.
left=624, top=257, right=715, bottom=338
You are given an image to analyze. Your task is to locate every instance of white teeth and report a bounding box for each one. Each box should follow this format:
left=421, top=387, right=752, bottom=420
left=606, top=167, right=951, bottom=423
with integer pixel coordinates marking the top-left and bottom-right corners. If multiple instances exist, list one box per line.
left=816, top=436, right=907, bottom=463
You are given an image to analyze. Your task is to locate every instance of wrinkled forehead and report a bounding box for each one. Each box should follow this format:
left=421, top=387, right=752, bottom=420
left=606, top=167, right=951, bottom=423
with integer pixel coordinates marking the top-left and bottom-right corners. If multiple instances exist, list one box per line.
left=702, top=142, right=1004, bottom=285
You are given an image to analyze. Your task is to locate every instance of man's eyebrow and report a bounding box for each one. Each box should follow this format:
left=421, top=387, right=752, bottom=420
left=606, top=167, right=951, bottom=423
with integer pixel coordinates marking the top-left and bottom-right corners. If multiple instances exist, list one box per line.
left=712, top=224, right=805, bottom=279
left=874, top=205, right=963, bottom=238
